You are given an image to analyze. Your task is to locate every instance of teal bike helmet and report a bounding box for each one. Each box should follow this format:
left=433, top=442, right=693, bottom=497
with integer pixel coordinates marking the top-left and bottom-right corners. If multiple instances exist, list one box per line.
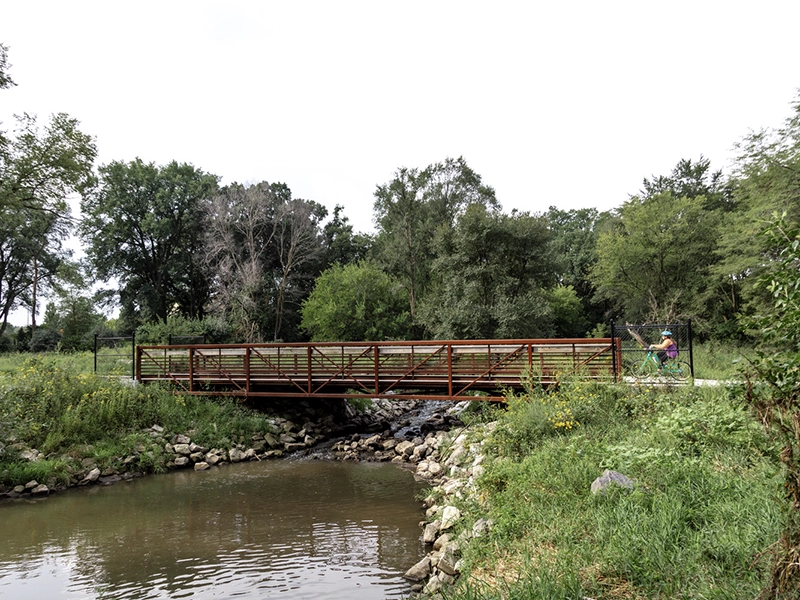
left=661, top=330, right=672, bottom=336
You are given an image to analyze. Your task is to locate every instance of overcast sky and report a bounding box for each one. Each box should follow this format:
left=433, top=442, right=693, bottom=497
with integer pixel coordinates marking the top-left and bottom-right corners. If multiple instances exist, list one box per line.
left=2, top=1, right=799, bottom=323
left=3, top=1, right=799, bottom=233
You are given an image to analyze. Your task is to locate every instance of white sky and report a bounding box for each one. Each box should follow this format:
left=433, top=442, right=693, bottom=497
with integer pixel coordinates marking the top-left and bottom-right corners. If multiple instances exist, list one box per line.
left=2, top=1, right=799, bottom=323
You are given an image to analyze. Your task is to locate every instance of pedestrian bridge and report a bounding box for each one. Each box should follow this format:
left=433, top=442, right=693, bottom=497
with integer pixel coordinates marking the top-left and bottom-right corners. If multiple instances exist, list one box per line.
left=135, top=338, right=618, bottom=402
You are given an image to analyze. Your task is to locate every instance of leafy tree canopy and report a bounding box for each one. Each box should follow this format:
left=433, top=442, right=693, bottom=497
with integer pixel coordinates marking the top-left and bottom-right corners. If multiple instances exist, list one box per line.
left=372, top=157, right=497, bottom=328
left=0, top=45, right=96, bottom=334
left=80, top=158, right=218, bottom=330
left=418, top=204, right=557, bottom=339
left=591, top=190, right=722, bottom=327
left=301, top=260, right=410, bottom=341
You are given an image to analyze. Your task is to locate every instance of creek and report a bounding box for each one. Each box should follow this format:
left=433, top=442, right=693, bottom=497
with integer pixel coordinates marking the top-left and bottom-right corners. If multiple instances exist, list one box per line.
left=0, top=458, right=429, bottom=599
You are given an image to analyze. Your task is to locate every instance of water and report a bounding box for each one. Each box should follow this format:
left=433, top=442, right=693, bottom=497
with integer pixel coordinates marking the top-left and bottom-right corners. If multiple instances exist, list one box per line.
left=0, top=459, right=428, bottom=599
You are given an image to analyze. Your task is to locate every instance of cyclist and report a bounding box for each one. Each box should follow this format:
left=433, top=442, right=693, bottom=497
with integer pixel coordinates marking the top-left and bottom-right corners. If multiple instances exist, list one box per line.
left=649, top=330, right=678, bottom=367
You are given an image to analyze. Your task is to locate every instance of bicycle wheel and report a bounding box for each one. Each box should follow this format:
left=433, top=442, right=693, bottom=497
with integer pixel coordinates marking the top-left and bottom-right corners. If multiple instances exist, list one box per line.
left=634, top=358, right=659, bottom=380
left=669, top=361, right=692, bottom=382
left=622, top=358, right=640, bottom=379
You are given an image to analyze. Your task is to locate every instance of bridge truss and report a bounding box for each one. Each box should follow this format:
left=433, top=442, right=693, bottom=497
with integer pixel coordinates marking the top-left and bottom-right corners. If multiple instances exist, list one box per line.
left=135, top=338, right=618, bottom=401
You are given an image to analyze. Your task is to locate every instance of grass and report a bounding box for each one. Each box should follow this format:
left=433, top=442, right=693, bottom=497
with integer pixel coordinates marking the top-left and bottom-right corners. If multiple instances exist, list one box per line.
left=691, top=340, right=751, bottom=381
left=441, top=376, right=782, bottom=599
left=0, top=353, right=281, bottom=488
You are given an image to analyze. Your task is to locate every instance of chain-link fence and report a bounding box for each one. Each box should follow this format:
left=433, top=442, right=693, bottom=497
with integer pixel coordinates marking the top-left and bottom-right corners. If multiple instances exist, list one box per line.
left=167, top=334, right=206, bottom=345
left=94, top=334, right=135, bottom=378
left=610, top=320, right=694, bottom=380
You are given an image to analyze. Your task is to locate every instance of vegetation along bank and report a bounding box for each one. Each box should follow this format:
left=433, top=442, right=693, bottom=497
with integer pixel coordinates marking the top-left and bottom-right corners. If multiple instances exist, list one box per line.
left=0, top=347, right=788, bottom=599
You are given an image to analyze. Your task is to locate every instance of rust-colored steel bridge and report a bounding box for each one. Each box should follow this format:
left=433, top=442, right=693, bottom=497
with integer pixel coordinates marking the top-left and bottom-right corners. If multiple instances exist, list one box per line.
left=135, top=338, right=619, bottom=402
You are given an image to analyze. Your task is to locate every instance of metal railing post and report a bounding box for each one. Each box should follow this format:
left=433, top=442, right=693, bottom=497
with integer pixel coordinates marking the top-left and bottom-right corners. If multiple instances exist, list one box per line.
left=374, top=345, right=380, bottom=395
left=447, top=343, right=453, bottom=399
left=189, top=347, right=195, bottom=392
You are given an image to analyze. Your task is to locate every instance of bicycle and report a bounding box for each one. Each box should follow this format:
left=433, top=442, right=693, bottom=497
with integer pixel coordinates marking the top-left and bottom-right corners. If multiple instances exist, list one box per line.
left=626, top=350, right=691, bottom=381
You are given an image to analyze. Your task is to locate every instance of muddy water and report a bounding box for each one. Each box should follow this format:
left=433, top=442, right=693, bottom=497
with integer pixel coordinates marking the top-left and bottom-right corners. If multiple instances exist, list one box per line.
left=0, top=459, right=428, bottom=599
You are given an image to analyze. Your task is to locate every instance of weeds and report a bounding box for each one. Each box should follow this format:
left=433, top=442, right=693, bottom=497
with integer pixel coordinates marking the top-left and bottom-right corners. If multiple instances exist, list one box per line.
left=0, top=355, right=283, bottom=487
left=449, top=379, right=780, bottom=599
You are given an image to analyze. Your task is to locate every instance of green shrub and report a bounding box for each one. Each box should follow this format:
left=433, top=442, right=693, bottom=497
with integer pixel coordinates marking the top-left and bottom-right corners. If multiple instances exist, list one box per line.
left=136, top=315, right=232, bottom=344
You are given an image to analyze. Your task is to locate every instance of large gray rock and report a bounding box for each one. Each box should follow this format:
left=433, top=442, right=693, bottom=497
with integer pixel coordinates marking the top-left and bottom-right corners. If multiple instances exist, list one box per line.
left=591, top=469, right=635, bottom=494
left=423, top=574, right=444, bottom=595
left=437, top=543, right=460, bottom=575
left=472, top=518, right=493, bottom=538
left=173, top=443, right=191, bottom=456
left=441, top=505, right=461, bottom=530
left=19, top=449, right=41, bottom=461
left=403, top=556, right=431, bottom=582
left=428, top=461, right=443, bottom=477
left=228, top=448, right=246, bottom=463
left=423, top=520, right=441, bottom=544
left=81, top=468, right=100, bottom=484
left=395, top=440, right=415, bottom=456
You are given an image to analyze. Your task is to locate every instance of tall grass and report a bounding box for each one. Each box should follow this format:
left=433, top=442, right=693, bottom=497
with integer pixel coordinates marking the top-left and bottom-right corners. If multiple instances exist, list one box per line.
left=691, top=340, right=751, bottom=380
left=447, top=379, right=780, bottom=599
left=0, top=355, right=280, bottom=487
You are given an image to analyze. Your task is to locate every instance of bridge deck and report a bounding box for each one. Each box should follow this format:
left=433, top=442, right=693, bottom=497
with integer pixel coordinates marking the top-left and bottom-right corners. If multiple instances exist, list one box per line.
left=136, top=338, right=618, bottom=401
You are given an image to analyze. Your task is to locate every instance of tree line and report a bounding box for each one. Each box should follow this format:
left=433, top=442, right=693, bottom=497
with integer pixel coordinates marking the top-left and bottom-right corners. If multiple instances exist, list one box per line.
left=1, top=42, right=799, bottom=350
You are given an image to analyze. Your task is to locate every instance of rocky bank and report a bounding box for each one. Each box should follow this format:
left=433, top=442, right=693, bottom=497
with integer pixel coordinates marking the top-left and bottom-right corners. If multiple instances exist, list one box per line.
left=0, top=398, right=465, bottom=498
left=0, top=395, right=494, bottom=597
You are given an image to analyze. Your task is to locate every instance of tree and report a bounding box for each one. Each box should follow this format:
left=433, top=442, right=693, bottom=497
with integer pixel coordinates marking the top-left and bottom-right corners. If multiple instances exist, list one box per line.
left=423, top=156, right=499, bottom=224
left=271, top=195, right=326, bottom=341
left=321, top=204, right=372, bottom=267
left=372, top=157, right=497, bottom=329
left=591, top=191, right=722, bottom=326
left=743, top=214, right=800, bottom=598
left=418, top=204, right=557, bottom=339
left=548, top=285, right=589, bottom=338
left=639, top=156, right=734, bottom=212
left=716, top=94, right=800, bottom=332
left=545, top=206, right=610, bottom=329
left=0, top=46, right=96, bottom=333
left=202, top=181, right=325, bottom=342
left=203, top=182, right=276, bottom=341
left=1, top=113, right=96, bottom=215
left=301, top=261, right=410, bottom=341
left=80, top=159, right=218, bottom=330
left=372, top=166, right=429, bottom=326
left=0, top=43, right=16, bottom=91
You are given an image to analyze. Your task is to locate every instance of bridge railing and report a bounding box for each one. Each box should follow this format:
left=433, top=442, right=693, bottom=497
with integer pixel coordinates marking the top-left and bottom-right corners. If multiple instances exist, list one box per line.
left=136, top=338, right=617, bottom=401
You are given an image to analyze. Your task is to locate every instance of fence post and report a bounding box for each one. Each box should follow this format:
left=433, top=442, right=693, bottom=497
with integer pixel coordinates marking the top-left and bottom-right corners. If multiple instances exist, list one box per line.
left=94, top=333, right=98, bottom=373
left=687, top=319, right=694, bottom=378
left=131, top=332, right=136, bottom=380
left=609, top=320, right=617, bottom=383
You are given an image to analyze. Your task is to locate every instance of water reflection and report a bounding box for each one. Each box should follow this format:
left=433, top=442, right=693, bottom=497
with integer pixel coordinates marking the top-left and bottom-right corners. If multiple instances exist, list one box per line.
left=0, top=460, right=427, bottom=599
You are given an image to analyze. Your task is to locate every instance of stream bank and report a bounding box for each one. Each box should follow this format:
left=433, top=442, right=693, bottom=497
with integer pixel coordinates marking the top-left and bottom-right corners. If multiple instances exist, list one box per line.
left=0, top=397, right=468, bottom=499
